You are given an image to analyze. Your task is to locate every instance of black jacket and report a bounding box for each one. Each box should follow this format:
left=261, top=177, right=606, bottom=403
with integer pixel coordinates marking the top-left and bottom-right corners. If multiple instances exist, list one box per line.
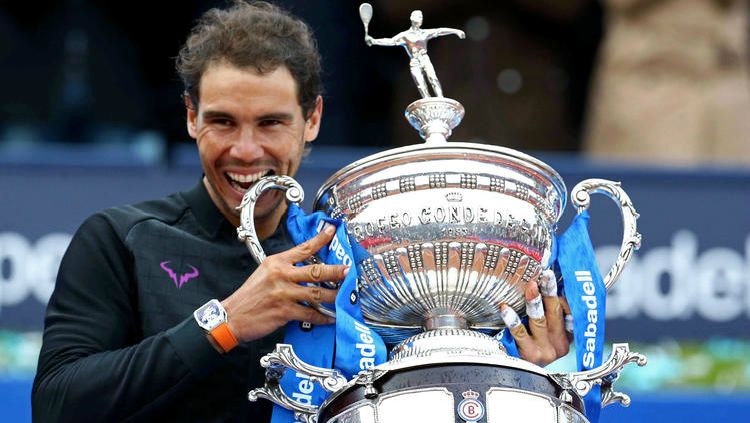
left=32, top=181, right=289, bottom=422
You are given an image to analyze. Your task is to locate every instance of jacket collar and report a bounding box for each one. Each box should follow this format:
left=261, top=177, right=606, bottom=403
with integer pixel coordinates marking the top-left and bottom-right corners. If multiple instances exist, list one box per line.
left=181, top=179, right=226, bottom=238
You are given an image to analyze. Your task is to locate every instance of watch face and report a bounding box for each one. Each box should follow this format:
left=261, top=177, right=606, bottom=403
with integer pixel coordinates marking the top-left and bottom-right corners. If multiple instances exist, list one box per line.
left=199, top=305, right=220, bottom=324
left=194, top=299, right=226, bottom=331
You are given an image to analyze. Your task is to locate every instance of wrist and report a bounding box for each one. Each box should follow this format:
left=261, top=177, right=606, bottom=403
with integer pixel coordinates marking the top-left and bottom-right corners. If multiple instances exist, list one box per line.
left=220, top=298, right=242, bottom=343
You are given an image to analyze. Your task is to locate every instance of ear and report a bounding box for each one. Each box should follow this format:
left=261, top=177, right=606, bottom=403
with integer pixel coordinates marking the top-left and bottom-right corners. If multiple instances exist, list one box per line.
left=185, top=94, right=198, bottom=139
left=303, top=96, right=323, bottom=143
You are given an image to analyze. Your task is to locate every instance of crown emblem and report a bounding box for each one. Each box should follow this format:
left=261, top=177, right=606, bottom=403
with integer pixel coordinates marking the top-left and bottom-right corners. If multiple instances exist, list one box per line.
left=461, top=389, right=480, bottom=400
left=445, top=192, right=463, bottom=202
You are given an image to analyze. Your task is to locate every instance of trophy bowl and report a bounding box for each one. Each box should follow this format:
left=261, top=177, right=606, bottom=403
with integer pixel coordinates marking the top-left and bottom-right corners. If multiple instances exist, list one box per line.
left=312, top=142, right=565, bottom=343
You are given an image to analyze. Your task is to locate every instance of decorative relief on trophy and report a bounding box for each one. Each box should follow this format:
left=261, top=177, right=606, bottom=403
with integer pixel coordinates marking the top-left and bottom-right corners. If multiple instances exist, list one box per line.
left=238, top=4, right=647, bottom=422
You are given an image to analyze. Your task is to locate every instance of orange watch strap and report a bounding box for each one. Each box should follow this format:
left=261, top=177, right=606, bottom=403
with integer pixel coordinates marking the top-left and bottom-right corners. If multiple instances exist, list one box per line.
left=210, top=322, right=238, bottom=353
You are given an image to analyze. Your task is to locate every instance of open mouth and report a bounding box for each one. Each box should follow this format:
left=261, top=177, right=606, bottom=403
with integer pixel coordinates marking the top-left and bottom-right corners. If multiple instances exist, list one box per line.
left=225, top=170, right=275, bottom=193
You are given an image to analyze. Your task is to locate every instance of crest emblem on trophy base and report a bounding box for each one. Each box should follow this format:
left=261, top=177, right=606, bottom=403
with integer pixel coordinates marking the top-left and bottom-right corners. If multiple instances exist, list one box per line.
left=237, top=4, right=647, bottom=422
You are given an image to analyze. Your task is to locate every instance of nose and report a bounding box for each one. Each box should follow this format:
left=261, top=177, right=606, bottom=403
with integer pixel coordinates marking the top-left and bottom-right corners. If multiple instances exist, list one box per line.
left=230, top=127, right=264, bottom=162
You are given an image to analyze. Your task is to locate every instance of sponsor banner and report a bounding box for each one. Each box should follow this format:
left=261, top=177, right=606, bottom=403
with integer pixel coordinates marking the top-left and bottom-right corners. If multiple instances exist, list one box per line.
left=600, top=230, right=750, bottom=340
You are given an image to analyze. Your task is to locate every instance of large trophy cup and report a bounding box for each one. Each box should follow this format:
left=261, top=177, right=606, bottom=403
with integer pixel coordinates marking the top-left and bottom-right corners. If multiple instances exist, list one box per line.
left=238, top=4, right=646, bottom=423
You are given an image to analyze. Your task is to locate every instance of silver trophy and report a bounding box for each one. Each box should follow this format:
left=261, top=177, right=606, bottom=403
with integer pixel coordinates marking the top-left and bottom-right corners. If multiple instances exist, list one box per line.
left=238, top=4, right=646, bottom=422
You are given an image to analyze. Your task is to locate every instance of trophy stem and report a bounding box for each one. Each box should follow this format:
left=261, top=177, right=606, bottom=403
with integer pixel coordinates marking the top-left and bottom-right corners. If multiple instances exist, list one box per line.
left=404, top=98, right=465, bottom=143
left=424, top=314, right=468, bottom=331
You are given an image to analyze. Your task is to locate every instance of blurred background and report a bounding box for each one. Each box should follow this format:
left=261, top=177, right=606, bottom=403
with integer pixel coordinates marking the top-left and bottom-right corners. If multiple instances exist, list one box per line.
left=1, top=0, right=749, bottom=421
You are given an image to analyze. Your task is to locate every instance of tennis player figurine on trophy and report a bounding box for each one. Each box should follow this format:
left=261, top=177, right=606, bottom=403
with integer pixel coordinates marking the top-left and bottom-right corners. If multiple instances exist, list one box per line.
left=239, top=4, right=647, bottom=423
left=362, top=7, right=464, bottom=99
left=361, top=3, right=465, bottom=145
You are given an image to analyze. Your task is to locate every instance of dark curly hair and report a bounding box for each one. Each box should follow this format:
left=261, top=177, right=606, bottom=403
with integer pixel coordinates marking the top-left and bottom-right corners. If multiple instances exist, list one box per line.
left=176, top=1, right=322, bottom=117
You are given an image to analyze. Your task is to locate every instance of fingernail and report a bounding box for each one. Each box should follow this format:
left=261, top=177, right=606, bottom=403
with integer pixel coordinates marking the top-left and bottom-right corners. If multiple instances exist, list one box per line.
left=500, top=304, right=521, bottom=328
left=540, top=269, right=557, bottom=296
left=541, top=269, right=556, bottom=283
left=540, top=278, right=556, bottom=297
left=526, top=295, right=544, bottom=319
left=324, top=223, right=336, bottom=235
left=327, top=317, right=336, bottom=324
left=565, top=315, right=574, bottom=333
left=343, top=266, right=350, bottom=276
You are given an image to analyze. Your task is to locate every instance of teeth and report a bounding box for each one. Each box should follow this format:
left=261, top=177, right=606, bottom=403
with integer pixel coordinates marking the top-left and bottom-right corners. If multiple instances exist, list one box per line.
left=226, top=171, right=268, bottom=184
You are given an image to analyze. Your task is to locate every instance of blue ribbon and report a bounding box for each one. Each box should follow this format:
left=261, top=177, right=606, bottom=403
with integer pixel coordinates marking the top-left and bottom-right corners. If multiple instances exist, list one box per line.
left=557, top=210, right=606, bottom=422
left=271, top=204, right=387, bottom=423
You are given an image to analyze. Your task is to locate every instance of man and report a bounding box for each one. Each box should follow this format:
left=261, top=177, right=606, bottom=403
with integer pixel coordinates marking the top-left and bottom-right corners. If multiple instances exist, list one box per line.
left=32, top=2, right=568, bottom=422
left=365, top=10, right=466, bottom=98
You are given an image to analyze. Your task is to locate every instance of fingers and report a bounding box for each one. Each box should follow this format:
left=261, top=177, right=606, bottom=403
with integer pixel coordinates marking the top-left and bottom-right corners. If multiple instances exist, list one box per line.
left=500, top=304, right=537, bottom=359
left=287, top=283, right=338, bottom=306
left=270, top=263, right=341, bottom=319
left=539, top=270, right=568, bottom=356
left=226, top=224, right=344, bottom=341
left=526, top=283, right=545, bottom=320
left=559, top=295, right=572, bottom=316
left=255, top=222, right=346, bottom=329
left=280, top=223, right=337, bottom=262
left=524, top=282, right=556, bottom=364
left=559, top=296, right=574, bottom=338
left=271, top=222, right=350, bottom=283
left=501, top=303, right=555, bottom=366
left=289, top=302, right=336, bottom=326
left=500, top=272, right=570, bottom=366
left=287, top=262, right=350, bottom=284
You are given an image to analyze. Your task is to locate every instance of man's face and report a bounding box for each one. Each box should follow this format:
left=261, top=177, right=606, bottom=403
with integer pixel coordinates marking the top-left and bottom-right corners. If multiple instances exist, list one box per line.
left=410, top=11, right=423, bottom=28
left=187, top=61, right=322, bottom=229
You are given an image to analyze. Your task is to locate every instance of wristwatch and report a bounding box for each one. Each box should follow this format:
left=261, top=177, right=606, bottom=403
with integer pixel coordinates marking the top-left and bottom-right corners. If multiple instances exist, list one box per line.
left=193, top=299, right=238, bottom=353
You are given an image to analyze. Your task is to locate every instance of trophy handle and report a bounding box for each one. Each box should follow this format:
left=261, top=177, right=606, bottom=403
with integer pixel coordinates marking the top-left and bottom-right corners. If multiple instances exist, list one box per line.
left=549, top=343, right=647, bottom=408
left=248, top=344, right=349, bottom=423
left=570, top=179, right=642, bottom=290
left=237, top=175, right=337, bottom=319
left=237, top=175, right=305, bottom=263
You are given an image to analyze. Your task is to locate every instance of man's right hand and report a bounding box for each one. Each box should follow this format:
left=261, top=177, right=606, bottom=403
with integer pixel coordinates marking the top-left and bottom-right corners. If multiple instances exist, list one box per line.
left=221, top=223, right=347, bottom=343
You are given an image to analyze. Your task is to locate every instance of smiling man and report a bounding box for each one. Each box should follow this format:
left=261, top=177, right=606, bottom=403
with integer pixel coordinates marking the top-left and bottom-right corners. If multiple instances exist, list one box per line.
left=32, top=2, right=345, bottom=422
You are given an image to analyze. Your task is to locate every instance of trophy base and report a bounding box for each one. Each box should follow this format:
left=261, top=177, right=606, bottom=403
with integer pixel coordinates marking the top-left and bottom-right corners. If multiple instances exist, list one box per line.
left=389, top=328, right=506, bottom=363
left=320, top=362, right=588, bottom=423
left=249, top=340, right=646, bottom=423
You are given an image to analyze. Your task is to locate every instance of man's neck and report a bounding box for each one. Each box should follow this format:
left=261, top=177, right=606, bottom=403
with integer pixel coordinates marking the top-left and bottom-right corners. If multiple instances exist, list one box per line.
left=254, top=203, right=287, bottom=240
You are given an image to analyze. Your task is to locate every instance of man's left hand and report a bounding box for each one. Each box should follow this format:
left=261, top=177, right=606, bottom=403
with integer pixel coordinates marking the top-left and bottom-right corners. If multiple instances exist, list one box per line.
left=499, top=270, right=569, bottom=366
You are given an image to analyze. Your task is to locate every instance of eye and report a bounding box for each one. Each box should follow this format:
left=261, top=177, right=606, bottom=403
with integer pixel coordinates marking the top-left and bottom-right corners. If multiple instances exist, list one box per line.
left=259, top=119, right=282, bottom=127
left=212, top=118, right=234, bottom=127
